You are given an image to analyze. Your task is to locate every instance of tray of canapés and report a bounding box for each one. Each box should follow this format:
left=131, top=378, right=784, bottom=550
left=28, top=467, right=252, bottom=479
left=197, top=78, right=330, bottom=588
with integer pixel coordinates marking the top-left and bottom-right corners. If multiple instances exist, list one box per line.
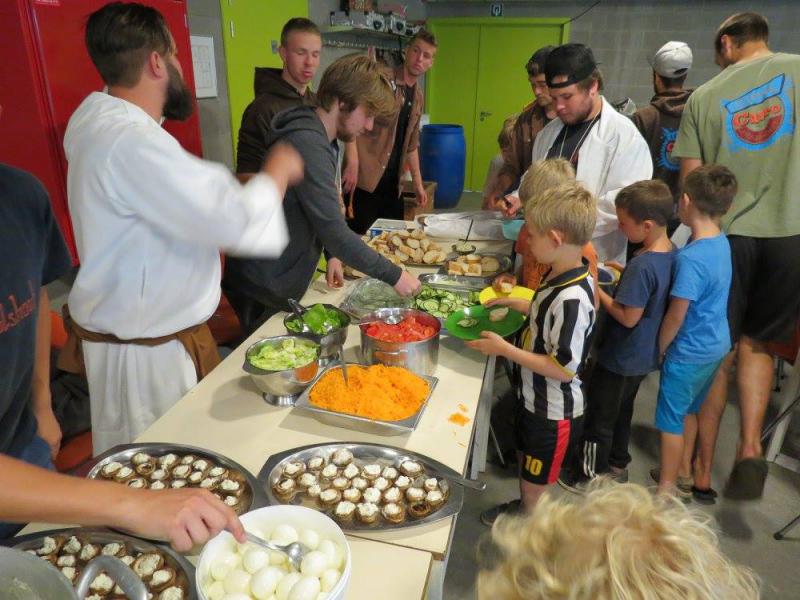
left=11, top=527, right=196, bottom=599
left=258, top=442, right=464, bottom=531
left=85, top=443, right=267, bottom=517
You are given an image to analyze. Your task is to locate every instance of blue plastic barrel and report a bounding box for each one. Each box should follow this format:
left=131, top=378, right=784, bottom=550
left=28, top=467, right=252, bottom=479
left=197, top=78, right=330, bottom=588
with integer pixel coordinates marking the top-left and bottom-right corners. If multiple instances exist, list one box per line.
left=420, top=124, right=466, bottom=208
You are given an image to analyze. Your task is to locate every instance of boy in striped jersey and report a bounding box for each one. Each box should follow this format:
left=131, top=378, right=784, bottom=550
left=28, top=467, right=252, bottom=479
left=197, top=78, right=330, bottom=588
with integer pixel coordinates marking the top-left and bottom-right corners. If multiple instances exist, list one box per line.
left=470, top=182, right=597, bottom=524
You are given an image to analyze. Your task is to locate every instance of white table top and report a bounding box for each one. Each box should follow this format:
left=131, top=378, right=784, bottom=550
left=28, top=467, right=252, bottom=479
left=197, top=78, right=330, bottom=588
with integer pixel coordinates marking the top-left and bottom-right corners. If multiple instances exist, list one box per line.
left=134, top=237, right=511, bottom=559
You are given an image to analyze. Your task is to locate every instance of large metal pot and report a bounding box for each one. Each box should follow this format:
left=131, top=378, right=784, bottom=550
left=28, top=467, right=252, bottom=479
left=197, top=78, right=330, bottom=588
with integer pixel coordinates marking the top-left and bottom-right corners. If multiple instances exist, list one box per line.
left=359, top=308, right=440, bottom=376
left=0, top=547, right=147, bottom=599
left=283, top=304, right=350, bottom=366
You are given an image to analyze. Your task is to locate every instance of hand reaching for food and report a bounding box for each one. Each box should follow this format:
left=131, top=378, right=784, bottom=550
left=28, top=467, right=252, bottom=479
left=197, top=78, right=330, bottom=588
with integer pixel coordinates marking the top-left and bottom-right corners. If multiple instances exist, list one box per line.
left=120, top=488, right=246, bottom=552
left=326, top=257, right=344, bottom=289
left=394, top=271, right=421, bottom=296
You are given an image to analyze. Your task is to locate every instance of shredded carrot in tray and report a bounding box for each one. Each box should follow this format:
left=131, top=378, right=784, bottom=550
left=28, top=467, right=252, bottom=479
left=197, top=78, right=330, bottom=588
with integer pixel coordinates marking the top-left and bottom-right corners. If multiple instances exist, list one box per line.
left=309, top=364, right=430, bottom=421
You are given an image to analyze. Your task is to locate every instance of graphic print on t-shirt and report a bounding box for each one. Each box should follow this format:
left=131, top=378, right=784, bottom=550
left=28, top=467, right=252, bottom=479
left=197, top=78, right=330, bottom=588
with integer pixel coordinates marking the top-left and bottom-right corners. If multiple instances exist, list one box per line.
left=0, top=280, right=37, bottom=336
left=722, top=73, right=795, bottom=152
left=658, top=127, right=679, bottom=171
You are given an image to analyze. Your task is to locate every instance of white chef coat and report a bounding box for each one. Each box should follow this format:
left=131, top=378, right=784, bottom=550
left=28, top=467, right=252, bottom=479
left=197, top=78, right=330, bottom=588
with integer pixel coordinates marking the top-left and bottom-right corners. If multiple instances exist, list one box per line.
left=514, top=96, right=653, bottom=263
left=64, top=92, right=289, bottom=454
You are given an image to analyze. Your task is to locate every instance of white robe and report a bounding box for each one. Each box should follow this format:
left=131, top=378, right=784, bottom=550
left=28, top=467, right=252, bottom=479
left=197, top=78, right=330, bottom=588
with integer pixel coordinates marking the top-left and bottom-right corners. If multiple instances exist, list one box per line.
left=64, top=92, right=289, bottom=454
left=516, top=96, right=653, bottom=263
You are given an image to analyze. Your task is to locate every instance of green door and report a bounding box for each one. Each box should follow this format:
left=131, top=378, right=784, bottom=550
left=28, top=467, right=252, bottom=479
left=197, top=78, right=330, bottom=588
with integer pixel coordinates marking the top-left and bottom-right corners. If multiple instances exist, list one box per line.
left=427, top=19, right=569, bottom=191
left=219, top=0, right=308, bottom=163
left=425, top=23, right=481, bottom=189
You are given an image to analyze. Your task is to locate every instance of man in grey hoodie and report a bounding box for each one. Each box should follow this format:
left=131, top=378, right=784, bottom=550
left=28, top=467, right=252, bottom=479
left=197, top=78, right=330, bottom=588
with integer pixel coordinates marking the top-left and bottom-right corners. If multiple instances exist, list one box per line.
left=224, top=55, right=421, bottom=334
left=631, top=41, right=694, bottom=234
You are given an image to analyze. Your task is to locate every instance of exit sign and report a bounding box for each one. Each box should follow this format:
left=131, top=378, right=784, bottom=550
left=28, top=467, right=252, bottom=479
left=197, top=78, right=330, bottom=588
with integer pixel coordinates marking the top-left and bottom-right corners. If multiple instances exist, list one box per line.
left=490, top=3, right=503, bottom=17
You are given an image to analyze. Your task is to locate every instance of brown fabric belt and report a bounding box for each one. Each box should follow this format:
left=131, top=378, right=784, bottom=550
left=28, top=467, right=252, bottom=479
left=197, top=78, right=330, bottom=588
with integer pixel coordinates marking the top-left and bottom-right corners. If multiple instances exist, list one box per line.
left=57, top=305, right=221, bottom=381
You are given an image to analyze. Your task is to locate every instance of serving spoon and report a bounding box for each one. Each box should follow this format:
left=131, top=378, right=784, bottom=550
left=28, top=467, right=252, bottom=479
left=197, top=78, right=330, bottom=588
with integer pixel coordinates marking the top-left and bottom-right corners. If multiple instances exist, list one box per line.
left=244, top=532, right=311, bottom=572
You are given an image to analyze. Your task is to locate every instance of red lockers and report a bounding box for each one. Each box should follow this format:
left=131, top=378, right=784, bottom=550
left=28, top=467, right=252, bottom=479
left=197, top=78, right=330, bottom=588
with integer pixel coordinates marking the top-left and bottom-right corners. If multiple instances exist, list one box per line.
left=0, top=0, right=202, bottom=262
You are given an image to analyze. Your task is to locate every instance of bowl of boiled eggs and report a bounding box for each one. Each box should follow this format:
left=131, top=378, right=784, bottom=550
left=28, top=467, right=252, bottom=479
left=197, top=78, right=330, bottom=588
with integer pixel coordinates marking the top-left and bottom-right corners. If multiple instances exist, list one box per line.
left=197, top=505, right=351, bottom=600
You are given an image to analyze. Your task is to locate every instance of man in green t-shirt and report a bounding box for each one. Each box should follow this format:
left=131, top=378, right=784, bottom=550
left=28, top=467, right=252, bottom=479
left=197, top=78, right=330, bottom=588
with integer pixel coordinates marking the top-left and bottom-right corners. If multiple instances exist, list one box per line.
left=672, top=12, right=800, bottom=501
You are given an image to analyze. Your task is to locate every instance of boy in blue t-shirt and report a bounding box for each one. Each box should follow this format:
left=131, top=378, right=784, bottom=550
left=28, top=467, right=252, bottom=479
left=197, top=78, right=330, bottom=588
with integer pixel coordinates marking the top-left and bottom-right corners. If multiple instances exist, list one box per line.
left=559, top=180, right=675, bottom=492
left=656, top=165, right=737, bottom=496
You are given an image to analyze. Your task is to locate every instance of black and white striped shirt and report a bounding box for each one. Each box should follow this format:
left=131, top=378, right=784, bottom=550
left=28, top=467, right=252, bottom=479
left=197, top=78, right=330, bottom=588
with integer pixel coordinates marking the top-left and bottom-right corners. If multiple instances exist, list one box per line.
left=520, top=263, right=595, bottom=420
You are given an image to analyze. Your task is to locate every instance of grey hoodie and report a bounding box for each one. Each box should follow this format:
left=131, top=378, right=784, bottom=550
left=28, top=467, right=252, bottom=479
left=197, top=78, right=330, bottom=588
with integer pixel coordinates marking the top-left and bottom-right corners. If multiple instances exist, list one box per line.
left=224, top=106, right=402, bottom=311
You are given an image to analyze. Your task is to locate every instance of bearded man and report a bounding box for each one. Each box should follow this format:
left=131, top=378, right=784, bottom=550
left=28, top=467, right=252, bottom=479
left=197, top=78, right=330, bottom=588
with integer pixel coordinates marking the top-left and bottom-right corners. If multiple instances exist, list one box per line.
left=61, top=2, right=303, bottom=454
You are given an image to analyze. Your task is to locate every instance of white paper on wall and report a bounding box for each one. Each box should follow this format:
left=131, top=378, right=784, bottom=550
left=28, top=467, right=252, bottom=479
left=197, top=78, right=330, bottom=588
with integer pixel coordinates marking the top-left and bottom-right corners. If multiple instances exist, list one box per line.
left=190, top=35, right=217, bottom=99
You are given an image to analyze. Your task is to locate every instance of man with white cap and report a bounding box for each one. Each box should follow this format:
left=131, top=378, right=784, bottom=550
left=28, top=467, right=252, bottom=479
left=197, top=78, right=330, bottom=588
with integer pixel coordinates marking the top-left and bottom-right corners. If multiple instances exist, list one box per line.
left=631, top=41, right=693, bottom=234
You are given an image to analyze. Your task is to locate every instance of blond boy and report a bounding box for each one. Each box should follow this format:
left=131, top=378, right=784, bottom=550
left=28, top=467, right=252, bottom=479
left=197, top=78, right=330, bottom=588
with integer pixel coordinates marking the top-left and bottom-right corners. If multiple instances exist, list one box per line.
left=471, top=182, right=597, bottom=524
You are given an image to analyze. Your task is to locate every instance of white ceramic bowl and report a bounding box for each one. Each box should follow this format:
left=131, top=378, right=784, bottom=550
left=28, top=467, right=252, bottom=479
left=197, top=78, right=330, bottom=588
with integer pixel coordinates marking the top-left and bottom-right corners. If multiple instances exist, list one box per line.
left=196, top=505, right=351, bottom=600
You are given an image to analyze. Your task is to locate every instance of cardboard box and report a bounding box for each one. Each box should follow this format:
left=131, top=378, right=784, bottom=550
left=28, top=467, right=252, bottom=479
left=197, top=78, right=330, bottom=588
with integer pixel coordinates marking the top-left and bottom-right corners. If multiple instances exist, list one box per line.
left=402, top=180, right=437, bottom=221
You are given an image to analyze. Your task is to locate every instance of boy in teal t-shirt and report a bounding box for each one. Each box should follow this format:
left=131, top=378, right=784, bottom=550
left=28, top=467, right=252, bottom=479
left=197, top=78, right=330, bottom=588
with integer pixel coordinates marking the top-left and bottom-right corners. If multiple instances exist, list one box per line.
left=656, top=165, right=737, bottom=497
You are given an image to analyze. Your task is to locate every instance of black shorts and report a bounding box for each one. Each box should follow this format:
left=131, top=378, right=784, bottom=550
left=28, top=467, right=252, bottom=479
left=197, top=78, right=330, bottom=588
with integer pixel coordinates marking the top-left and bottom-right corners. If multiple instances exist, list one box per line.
left=728, top=235, right=800, bottom=344
left=515, top=408, right=583, bottom=485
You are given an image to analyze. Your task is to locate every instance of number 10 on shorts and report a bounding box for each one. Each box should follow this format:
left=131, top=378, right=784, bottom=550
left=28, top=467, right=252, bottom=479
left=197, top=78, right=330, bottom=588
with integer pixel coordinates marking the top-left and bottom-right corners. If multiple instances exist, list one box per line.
left=524, top=454, right=543, bottom=476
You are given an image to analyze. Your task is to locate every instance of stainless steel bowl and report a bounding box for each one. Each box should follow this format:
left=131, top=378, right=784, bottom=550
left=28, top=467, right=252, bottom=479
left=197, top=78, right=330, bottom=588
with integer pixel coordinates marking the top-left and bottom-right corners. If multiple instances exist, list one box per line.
left=0, top=547, right=148, bottom=599
left=359, top=308, right=440, bottom=376
left=243, top=335, right=320, bottom=406
left=283, top=304, right=350, bottom=366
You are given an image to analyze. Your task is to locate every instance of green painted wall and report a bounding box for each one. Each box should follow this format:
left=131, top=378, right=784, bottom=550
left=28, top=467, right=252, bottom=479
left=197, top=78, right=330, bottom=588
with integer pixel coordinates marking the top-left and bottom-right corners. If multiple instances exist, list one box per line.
left=427, top=18, right=569, bottom=190
left=219, top=0, right=308, bottom=164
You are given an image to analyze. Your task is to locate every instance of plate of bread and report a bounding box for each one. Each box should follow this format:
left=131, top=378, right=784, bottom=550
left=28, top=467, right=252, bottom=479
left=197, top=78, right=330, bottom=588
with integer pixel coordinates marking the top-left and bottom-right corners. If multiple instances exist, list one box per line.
left=444, top=253, right=511, bottom=278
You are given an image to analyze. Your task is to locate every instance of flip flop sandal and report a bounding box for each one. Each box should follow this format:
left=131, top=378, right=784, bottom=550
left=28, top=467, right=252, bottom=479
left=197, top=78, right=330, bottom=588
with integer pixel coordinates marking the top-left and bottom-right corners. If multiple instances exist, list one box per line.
left=691, top=485, right=718, bottom=505
left=724, top=457, right=768, bottom=500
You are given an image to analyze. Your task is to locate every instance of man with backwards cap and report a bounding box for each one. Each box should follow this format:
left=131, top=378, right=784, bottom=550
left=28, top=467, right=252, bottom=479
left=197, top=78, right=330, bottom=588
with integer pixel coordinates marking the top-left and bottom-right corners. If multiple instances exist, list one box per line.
left=503, top=44, right=652, bottom=263
left=632, top=42, right=694, bottom=234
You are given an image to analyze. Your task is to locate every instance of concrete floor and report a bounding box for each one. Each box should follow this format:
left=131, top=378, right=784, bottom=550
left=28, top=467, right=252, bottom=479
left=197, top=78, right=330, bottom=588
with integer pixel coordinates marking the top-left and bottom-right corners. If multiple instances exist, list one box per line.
left=440, top=192, right=800, bottom=599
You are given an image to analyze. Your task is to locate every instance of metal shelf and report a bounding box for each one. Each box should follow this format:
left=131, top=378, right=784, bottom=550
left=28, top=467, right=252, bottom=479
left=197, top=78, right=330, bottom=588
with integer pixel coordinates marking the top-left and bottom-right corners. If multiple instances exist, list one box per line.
left=322, top=27, right=409, bottom=51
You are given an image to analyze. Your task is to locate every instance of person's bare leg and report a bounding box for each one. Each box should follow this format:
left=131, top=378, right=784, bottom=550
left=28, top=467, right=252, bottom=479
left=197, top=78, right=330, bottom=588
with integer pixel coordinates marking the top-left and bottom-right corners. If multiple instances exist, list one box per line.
left=658, top=430, right=685, bottom=495
left=736, top=336, right=773, bottom=460
left=680, top=414, right=698, bottom=481
left=519, top=479, right=549, bottom=511
left=693, top=351, right=734, bottom=489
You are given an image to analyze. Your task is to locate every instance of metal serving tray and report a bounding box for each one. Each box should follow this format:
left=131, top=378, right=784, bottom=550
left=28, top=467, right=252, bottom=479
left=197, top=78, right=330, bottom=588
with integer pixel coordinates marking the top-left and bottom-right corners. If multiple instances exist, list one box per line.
left=419, top=273, right=490, bottom=291
left=258, top=442, right=464, bottom=532
left=438, top=252, right=512, bottom=277
left=10, top=527, right=197, bottom=599
left=85, top=443, right=268, bottom=517
left=293, top=364, right=438, bottom=436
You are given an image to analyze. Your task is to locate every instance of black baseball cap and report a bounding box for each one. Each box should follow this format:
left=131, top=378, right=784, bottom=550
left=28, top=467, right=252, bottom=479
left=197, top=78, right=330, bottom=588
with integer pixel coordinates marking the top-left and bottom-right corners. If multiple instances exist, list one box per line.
left=526, top=45, right=555, bottom=75
left=545, top=44, right=598, bottom=88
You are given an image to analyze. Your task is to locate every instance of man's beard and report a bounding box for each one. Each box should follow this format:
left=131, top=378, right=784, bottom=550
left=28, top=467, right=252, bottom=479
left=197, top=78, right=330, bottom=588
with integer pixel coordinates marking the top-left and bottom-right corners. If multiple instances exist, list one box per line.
left=564, top=101, right=594, bottom=125
left=163, top=62, right=194, bottom=121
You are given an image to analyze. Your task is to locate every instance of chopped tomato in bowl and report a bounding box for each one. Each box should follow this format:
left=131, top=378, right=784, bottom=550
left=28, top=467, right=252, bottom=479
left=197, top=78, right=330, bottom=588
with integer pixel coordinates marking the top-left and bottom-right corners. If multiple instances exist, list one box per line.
left=364, top=316, right=437, bottom=343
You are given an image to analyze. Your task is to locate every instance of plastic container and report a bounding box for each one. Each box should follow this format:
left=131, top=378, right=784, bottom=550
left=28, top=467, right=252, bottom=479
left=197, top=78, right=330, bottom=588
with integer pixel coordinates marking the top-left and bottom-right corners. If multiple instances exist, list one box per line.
left=420, top=124, right=466, bottom=208
left=197, top=505, right=351, bottom=600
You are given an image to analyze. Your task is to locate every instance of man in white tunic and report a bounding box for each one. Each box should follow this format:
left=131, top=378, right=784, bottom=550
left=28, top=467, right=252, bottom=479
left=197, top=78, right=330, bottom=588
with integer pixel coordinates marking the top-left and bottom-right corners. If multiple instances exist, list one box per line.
left=502, top=44, right=652, bottom=263
left=60, top=3, right=302, bottom=454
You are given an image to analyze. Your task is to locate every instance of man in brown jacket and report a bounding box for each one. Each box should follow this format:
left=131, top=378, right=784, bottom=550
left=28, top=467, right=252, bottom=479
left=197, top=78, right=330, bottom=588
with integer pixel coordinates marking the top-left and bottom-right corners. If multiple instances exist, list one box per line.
left=631, top=41, right=693, bottom=233
left=342, top=30, right=437, bottom=235
left=484, top=46, right=557, bottom=210
left=236, top=18, right=321, bottom=177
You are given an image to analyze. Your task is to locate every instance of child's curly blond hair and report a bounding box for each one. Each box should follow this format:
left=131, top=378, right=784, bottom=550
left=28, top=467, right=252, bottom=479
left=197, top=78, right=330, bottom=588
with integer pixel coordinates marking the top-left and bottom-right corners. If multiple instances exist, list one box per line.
left=478, top=481, right=760, bottom=600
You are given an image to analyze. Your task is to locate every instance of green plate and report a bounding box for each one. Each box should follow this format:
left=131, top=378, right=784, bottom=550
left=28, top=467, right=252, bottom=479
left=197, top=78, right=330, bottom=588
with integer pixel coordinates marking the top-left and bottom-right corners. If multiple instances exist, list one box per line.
left=444, top=305, right=526, bottom=341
